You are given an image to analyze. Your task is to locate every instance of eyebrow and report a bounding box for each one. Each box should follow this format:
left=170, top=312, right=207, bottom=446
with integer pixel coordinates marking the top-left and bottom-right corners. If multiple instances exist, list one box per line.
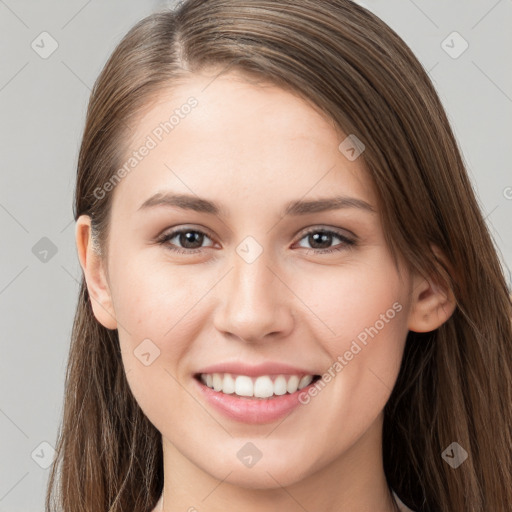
left=137, top=192, right=376, bottom=217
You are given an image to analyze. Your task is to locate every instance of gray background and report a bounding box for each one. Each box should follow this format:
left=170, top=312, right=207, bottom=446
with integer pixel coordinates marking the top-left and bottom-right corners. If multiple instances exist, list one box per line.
left=0, top=0, right=510, bottom=510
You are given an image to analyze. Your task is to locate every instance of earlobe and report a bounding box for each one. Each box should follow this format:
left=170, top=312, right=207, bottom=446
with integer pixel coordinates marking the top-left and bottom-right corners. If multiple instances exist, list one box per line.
left=75, top=215, right=118, bottom=330
left=407, top=247, right=457, bottom=333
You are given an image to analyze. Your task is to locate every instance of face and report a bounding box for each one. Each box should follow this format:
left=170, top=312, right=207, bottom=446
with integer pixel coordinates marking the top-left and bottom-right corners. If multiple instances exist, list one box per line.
left=79, top=69, right=430, bottom=490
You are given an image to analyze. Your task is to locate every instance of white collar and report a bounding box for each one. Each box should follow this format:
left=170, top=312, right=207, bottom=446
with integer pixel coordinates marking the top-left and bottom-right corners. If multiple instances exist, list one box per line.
left=392, top=489, right=416, bottom=512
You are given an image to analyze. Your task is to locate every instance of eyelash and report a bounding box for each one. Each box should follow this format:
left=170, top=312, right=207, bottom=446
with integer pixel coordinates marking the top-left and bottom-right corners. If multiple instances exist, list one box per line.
left=155, top=227, right=356, bottom=255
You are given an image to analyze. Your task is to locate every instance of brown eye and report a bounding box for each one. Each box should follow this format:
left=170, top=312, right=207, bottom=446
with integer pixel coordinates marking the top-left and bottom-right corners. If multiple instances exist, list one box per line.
left=157, top=228, right=214, bottom=254
left=296, top=228, right=356, bottom=254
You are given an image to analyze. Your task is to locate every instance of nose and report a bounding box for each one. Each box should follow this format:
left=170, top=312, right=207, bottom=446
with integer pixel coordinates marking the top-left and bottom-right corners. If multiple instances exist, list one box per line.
left=213, top=249, right=295, bottom=344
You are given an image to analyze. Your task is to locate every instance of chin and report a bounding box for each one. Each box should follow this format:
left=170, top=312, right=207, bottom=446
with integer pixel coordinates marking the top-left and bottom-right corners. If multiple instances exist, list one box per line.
left=199, top=449, right=314, bottom=490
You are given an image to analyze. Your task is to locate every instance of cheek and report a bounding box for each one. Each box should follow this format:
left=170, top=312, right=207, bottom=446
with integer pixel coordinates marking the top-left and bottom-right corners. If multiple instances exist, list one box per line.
left=297, top=258, right=409, bottom=390
left=112, top=256, right=205, bottom=426
left=111, top=253, right=221, bottom=392
left=290, top=265, right=409, bottom=451
left=304, top=261, right=405, bottom=338
left=109, top=251, right=204, bottom=339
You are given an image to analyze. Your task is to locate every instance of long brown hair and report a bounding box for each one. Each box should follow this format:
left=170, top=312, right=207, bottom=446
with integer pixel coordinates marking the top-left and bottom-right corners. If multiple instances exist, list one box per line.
left=46, top=1, right=512, bottom=510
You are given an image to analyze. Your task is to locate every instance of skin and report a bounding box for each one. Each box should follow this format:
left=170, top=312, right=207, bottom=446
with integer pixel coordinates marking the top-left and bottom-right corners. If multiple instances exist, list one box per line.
left=76, top=69, right=456, bottom=512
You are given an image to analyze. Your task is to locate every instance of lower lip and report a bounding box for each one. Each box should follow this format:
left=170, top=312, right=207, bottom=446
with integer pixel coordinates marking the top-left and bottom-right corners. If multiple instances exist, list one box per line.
left=193, top=377, right=317, bottom=424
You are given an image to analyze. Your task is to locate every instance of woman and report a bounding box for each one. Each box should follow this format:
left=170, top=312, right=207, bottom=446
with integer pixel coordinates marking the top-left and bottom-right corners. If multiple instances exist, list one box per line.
left=46, top=1, right=512, bottom=511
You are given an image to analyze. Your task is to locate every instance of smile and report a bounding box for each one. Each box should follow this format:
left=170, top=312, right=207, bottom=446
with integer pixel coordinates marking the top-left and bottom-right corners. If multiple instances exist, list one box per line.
left=197, top=373, right=320, bottom=399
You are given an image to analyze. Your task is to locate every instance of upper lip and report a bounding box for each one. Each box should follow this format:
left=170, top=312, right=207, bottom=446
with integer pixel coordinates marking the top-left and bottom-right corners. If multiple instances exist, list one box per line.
left=195, top=361, right=319, bottom=377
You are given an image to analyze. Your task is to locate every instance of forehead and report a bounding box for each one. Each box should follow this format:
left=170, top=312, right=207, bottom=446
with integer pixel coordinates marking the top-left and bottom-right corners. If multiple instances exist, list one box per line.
left=110, top=69, right=376, bottom=216
left=135, top=70, right=341, bottom=148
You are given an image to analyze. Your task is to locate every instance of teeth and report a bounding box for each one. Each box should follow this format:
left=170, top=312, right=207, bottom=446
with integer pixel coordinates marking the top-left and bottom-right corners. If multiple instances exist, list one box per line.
left=199, top=373, right=316, bottom=398
left=223, top=373, right=236, bottom=394
left=286, top=375, right=299, bottom=393
left=253, top=376, right=274, bottom=398
left=235, top=375, right=253, bottom=396
left=212, top=373, right=223, bottom=391
left=298, top=375, right=313, bottom=390
left=273, top=375, right=287, bottom=395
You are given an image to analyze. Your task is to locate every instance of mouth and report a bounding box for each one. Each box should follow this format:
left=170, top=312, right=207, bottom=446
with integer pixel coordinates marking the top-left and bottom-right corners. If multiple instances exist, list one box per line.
left=194, top=372, right=322, bottom=399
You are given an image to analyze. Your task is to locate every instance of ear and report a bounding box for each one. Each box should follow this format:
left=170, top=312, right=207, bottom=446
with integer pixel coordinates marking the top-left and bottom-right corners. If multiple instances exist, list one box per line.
left=407, top=246, right=457, bottom=333
left=75, top=215, right=118, bottom=330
